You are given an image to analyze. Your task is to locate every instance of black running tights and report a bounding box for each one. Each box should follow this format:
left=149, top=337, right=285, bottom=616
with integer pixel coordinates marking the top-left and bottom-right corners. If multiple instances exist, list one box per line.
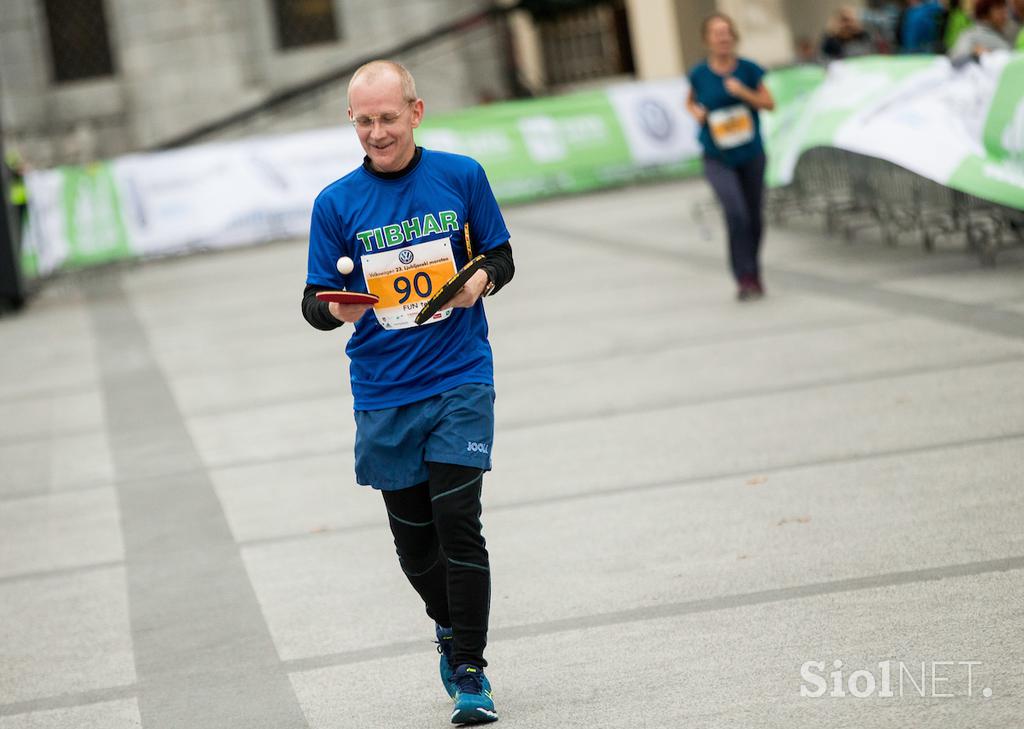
left=381, top=462, right=490, bottom=668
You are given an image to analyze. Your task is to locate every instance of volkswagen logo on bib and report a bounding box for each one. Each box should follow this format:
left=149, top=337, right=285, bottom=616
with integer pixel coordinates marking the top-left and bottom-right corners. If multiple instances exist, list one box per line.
left=399, top=249, right=415, bottom=265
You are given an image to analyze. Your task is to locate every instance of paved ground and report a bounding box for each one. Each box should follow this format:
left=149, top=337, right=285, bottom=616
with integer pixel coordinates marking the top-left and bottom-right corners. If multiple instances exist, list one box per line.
left=2, top=177, right=1023, bottom=729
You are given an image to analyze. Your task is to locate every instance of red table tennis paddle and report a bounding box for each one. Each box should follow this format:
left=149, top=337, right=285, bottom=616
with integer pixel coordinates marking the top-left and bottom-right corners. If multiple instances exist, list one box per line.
left=414, top=255, right=487, bottom=326
left=315, top=291, right=380, bottom=306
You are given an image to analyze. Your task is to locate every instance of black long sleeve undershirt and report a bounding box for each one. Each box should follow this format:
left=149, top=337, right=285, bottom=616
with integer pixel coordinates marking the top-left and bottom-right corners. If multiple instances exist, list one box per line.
left=301, top=283, right=346, bottom=331
left=478, top=242, right=515, bottom=297
left=301, top=242, right=515, bottom=331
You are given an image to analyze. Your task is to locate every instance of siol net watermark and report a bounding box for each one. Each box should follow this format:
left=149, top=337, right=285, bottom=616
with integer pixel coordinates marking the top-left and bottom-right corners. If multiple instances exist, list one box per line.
left=800, top=660, right=993, bottom=699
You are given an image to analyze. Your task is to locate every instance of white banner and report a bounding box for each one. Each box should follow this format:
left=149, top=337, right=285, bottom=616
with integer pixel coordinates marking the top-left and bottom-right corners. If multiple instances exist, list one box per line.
left=606, top=78, right=703, bottom=166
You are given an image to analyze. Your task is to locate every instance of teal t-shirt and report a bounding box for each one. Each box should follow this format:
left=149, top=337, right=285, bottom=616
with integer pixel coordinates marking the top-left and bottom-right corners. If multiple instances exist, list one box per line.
left=306, top=148, right=510, bottom=411
left=688, top=57, right=766, bottom=167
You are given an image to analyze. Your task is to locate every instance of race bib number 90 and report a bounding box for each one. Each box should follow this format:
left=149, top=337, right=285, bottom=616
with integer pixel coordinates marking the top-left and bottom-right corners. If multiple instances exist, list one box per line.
left=708, top=105, right=755, bottom=150
left=362, top=238, right=458, bottom=330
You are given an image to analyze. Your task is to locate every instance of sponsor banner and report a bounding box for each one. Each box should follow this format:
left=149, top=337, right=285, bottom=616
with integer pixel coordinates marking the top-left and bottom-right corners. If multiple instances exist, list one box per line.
left=764, top=55, right=940, bottom=186
left=420, top=84, right=698, bottom=202
left=606, top=78, right=703, bottom=166
left=21, top=55, right=1024, bottom=278
left=947, top=53, right=1024, bottom=208
left=761, top=65, right=826, bottom=187
left=114, top=127, right=364, bottom=255
left=419, top=89, right=637, bottom=202
left=23, top=127, right=366, bottom=275
left=765, top=52, right=1024, bottom=210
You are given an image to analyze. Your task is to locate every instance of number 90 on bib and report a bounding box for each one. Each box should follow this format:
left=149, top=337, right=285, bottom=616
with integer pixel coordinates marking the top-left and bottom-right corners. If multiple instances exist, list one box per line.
left=361, top=238, right=458, bottom=330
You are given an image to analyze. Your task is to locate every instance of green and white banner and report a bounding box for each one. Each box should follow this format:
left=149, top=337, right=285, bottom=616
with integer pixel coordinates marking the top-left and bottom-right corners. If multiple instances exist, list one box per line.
left=418, top=77, right=702, bottom=202
left=21, top=53, right=1024, bottom=278
left=763, top=52, right=1024, bottom=208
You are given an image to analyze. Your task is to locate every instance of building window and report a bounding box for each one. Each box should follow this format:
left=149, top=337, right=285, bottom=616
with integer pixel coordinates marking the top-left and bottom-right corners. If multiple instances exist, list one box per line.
left=43, top=0, right=116, bottom=83
left=537, top=1, right=634, bottom=86
left=272, top=0, right=339, bottom=49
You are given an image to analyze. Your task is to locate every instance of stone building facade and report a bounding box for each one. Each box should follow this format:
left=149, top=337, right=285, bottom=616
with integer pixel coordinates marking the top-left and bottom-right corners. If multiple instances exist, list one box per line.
left=1, top=0, right=511, bottom=166
left=2, top=0, right=864, bottom=169
left=511, top=0, right=864, bottom=89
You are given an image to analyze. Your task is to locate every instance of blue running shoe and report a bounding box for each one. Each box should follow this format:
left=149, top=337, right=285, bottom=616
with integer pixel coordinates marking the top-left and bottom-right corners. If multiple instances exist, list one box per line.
left=450, top=664, right=498, bottom=725
left=435, top=624, right=457, bottom=699
left=436, top=625, right=490, bottom=700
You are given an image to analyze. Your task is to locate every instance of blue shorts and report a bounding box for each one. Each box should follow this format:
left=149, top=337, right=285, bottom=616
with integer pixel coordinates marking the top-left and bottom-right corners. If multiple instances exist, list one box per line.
left=354, top=382, right=495, bottom=491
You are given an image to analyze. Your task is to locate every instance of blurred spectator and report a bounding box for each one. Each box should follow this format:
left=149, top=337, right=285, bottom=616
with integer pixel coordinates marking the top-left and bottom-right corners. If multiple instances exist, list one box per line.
left=1007, top=0, right=1024, bottom=46
left=819, top=5, right=876, bottom=59
left=900, top=0, right=945, bottom=52
left=4, top=150, right=28, bottom=235
left=821, top=6, right=876, bottom=59
left=862, top=0, right=904, bottom=52
left=795, top=35, right=819, bottom=63
left=941, top=0, right=973, bottom=51
left=949, top=0, right=1012, bottom=63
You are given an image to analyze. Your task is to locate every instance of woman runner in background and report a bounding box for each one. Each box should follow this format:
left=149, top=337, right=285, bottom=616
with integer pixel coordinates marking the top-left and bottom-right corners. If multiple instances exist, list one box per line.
left=686, top=13, right=776, bottom=301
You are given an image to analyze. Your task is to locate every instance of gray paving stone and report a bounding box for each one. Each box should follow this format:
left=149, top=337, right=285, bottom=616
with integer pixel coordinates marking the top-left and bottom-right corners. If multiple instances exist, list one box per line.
left=0, top=324, right=99, bottom=403
left=485, top=360, right=1024, bottom=504
left=0, top=433, right=114, bottom=501
left=242, top=438, right=1024, bottom=664
left=210, top=452, right=374, bottom=545
left=876, top=262, right=1024, bottom=306
left=0, top=700, right=141, bottom=729
left=241, top=526, right=420, bottom=662
left=288, top=570, right=1024, bottom=728
left=0, top=487, right=123, bottom=579
left=493, top=317, right=1024, bottom=428
left=0, top=390, right=105, bottom=442
left=0, top=568, right=134, bottom=705
left=185, top=395, right=352, bottom=469
left=169, top=357, right=352, bottom=417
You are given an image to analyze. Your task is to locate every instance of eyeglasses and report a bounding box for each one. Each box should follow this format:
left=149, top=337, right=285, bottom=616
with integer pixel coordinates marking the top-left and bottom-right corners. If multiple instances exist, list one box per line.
left=350, top=102, right=413, bottom=130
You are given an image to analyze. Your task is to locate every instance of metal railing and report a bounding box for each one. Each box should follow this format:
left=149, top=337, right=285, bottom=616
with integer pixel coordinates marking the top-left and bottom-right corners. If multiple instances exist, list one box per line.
left=779, top=148, right=1023, bottom=266
left=695, top=148, right=1023, bottom=266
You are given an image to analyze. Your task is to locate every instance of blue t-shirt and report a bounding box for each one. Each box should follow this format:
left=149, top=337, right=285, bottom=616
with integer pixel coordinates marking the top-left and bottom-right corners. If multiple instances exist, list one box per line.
left=688, top=57, right=766, bottom=167
left=306, top=148, right=510, bottom=411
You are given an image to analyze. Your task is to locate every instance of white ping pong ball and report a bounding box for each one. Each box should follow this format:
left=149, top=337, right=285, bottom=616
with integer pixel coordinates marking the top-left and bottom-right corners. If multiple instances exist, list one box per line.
left=336, top=256, right=354, bottom=275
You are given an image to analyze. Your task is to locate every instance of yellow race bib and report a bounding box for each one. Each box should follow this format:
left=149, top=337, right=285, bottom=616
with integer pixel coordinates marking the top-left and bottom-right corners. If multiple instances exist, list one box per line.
left=708, top=105, right=755, bottom=150
left=361, top=238, right=458, bottom=330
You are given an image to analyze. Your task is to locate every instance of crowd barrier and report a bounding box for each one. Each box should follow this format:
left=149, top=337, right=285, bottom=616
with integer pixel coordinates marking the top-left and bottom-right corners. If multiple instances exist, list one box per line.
left=707, top=52, right=1024, bottom=266
left=765, top=148, right=1024, bottom=265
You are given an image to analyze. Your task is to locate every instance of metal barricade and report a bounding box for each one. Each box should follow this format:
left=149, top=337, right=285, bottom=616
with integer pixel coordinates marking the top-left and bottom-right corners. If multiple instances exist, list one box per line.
left=691, top=147, right=1022, bottom=266
left=784, top=148, right=1023, bottom=266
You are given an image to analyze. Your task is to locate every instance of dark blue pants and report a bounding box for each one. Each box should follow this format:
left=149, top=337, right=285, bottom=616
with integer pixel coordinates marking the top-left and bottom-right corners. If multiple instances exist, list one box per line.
left=703, top=153, right=766, bottom=284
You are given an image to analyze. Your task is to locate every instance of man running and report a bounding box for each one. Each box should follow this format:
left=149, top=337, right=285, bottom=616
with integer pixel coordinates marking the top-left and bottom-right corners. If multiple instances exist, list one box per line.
left=300, top=60, right=514, bottom=725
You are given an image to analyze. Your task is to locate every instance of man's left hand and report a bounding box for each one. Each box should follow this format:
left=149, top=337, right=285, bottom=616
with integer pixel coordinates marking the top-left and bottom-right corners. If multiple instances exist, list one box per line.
left=447, top=269, right=490, bottom=309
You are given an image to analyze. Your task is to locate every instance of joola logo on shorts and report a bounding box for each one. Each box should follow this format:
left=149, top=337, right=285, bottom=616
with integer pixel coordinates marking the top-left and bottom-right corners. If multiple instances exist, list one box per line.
left=466, top=441, right=489, bottom=454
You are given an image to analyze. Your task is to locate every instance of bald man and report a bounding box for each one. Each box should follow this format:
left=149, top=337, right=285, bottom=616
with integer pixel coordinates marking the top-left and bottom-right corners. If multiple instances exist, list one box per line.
left=301, top=60, right=513, bottom=725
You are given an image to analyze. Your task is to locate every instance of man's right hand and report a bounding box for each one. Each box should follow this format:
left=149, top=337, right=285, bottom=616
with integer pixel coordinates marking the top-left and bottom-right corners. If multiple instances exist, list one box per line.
left=329, top=301, right=374, bottom=323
